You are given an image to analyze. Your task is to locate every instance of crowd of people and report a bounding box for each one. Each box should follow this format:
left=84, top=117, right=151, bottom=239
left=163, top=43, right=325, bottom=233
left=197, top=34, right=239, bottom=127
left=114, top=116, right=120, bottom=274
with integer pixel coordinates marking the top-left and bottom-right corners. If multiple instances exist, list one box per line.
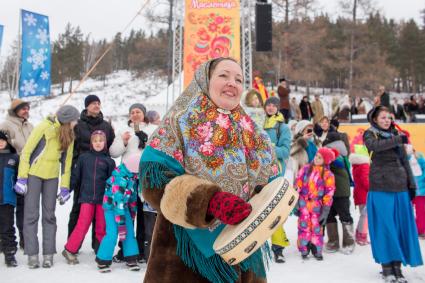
left=0, top=95, right=161, bottom=272
left=0, top=57, right=424, bottom=283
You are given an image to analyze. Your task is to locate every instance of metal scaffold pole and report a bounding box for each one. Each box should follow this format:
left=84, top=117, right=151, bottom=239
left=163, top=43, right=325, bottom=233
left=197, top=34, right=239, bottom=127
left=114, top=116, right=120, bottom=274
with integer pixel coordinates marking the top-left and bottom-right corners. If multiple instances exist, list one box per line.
left=170, top=0, right=183, bottom=110
left=241, top=0, right=253, bottom=91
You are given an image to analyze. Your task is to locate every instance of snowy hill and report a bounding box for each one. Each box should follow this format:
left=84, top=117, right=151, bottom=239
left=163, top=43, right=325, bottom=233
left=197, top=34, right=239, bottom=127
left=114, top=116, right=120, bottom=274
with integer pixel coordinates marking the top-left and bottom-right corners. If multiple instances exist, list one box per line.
left=0, top=70, right=171, bottom=127
left=0, top=72, right=424, bottom=282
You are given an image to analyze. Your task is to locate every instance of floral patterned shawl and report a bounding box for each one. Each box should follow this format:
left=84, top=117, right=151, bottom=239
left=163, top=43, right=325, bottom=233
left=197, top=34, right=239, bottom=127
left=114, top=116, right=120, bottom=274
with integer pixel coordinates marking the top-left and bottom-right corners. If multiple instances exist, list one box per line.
left=146, top=59, right=278, bottom=199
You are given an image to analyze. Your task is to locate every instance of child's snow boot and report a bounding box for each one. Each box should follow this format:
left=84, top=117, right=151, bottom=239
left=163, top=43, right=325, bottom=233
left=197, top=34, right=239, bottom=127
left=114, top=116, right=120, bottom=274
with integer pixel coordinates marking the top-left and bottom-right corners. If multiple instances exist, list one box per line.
left=27, top=255, right=40, bottom=269
left=5, top=252, right=18, bottom=267
left=98, top=263, right=111, bottom=273
left=62, top=249, right=79, bottom=265
left=42, top=254, right=53, bottom=268
left=126, top=260, right=140, bottom=271
left=341, top=222, right=355, bottom=254
left=273, top=247, right=285, bottom=263
left=325, top=222, right=339, bottom=253
left=309, top=243, right=323, bottom=261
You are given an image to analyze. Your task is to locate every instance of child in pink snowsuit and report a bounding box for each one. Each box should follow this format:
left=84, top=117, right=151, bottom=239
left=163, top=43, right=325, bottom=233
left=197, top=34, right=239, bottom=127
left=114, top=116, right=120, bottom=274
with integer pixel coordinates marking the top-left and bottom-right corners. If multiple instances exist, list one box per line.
left=296, top=147, right=337, bottom=260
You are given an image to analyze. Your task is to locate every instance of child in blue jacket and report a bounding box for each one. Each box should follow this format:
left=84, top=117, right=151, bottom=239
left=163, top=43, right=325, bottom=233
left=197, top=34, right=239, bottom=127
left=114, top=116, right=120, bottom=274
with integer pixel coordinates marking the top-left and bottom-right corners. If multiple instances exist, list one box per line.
left=0, top=130, right=19, bottom=267
left=95, top=154, right=139, bottom=272
left=263, top=96, right=292, bottom=263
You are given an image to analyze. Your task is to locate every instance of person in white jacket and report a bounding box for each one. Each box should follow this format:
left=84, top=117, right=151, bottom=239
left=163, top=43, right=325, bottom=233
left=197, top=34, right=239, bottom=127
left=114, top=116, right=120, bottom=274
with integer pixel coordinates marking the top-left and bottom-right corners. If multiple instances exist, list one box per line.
left=109, top=103, right=157, bottom=263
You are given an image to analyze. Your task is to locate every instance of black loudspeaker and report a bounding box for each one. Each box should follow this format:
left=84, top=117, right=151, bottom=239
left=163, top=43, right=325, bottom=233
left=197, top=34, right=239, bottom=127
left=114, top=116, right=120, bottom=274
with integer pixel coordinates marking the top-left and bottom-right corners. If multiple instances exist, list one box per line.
left=255, top=3, right=272, bottom=52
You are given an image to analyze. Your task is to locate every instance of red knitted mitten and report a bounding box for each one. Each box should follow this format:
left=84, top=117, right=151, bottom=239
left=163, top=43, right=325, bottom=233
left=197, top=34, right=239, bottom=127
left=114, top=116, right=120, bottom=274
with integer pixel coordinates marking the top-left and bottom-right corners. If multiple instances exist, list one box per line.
left=207, top=191, right=252, bottom=225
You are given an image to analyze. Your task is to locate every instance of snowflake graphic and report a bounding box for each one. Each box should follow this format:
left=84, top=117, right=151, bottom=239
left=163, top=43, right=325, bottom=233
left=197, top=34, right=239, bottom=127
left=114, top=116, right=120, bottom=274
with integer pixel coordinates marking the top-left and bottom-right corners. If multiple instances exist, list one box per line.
left=36, top=29, right=49, bottom=45
left=27, top=49, right=47, bottom=70
left=20, top=79, right=38, bottom=96
left=40, top=71, right=49, bottom=80
left=23, top=13, right=37, bottom=27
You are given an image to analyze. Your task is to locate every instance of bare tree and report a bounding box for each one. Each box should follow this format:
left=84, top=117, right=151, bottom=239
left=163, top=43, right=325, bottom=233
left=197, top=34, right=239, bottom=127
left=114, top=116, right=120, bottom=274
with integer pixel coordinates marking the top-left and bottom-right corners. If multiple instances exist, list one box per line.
left=339, top=0, right=377, bottom=95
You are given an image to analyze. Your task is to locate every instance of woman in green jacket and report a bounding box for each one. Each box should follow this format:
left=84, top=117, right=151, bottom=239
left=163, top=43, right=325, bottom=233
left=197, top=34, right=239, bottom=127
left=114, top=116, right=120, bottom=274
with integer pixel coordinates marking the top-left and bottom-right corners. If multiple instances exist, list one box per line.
left=14, top=105, right=79, bottom=269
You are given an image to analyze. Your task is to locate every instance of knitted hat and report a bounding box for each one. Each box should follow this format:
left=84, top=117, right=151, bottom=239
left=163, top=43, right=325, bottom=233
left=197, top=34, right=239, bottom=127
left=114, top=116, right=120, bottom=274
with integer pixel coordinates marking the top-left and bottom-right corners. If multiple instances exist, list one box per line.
left=123, top=154, right=141, bottom=173
left=0, top=130, right=16, bottom=153
left=10, top=99, right=30, bottom=113
left=0, top=130, right=8, bottom=141
left=129, top=103, right=146, bottom=115
left=295, top=120, right=313, bottom=135
left=317, top=147, right=339, bottom=165
left=84, top=95, right=101, bottom=108
left=146, top=110, right=160, bottom=123
left=264, top=96, right=280, bottom=108
left=56, top=105, right=80, bottom=124
left=288, top=120, right=298, bottom=131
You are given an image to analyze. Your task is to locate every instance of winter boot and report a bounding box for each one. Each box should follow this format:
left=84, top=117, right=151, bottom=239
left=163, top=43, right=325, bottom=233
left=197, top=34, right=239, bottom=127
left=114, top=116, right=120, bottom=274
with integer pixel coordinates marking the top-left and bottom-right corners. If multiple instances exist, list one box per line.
left=28, top=255, right=40, bottom=269
left=382, top=263, right=397, bottom=283
left=5, top=252, right=18, bottom=267
left=62, top=249, right=79, bottom=265
left=309, top=243, right=323, bottom=261
left=42, top=254, right=54, bottom=268
left=325, top=222, right=339, bottom=253
left=126, top=260, right=140, bottom=271
left=98, top=263, right=111, bottom=273
left=355, top=230, right=370, bottom=246
left=392, top=262, right=408, bottom=283
left=112, top=249, right=124, bottom=263
left=341, top=222, right=355, bottom=254
left=272, top=246, right=286, bottom=263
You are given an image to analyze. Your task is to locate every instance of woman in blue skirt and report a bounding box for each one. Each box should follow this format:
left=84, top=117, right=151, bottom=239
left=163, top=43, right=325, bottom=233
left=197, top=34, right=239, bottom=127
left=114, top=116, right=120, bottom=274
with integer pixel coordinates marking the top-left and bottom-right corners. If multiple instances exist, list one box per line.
left=363, top=106, right=423, bottom=283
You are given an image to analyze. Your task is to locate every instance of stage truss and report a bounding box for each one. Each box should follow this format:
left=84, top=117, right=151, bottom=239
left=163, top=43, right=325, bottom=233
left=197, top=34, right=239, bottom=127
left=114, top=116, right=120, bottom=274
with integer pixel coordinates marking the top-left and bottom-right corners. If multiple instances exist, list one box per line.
left=169, top=0, right=253, bottom=108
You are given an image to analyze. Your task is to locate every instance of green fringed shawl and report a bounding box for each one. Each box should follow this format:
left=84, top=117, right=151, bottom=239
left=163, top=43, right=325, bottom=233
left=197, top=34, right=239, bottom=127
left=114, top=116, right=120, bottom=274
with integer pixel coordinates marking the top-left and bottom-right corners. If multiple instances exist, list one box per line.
left=140, top=148, right=271, bottom=283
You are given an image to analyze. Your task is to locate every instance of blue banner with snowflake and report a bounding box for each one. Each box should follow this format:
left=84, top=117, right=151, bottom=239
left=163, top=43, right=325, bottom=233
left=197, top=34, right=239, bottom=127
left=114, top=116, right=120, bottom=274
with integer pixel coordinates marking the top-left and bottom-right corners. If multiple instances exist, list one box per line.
left=0, top=25, right=4, bottom=52
left=18, top=10, right=51, bottom=98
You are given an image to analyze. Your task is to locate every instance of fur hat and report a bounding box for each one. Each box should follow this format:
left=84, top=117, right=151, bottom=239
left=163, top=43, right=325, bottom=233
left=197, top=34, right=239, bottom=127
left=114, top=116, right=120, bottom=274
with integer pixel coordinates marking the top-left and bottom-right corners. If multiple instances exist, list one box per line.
left=84, top=95, right=101, bottom=108
left=295, top=120, right=313, bottom=135
left=56, top=105, right=80, bottom=124
left=264, top=96, right=280, bottom=109
left=9, top=99, right=30, bottom=115
left=317, top=147, right=339, bottom=165
left=123, top=154, right=141, bottom=173
left=129, top=103, right=146, bottom=115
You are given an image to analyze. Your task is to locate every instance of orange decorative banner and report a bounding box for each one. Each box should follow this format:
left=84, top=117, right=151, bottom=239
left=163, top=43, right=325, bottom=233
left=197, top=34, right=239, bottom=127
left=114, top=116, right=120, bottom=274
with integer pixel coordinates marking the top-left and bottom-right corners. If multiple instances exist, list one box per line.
left=184, top=0, right=241, bottom=88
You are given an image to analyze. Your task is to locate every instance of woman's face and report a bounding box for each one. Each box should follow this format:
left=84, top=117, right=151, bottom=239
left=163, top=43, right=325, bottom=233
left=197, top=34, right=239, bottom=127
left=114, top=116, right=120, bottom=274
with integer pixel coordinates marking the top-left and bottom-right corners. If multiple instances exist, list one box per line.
left=209, top=60, right=244, bottom=111
left=320, top=119, right=330, bottom=131
left=265, top=104, right=278, bottom=116
left=303, top=126, right=314, bottom=139
left=374, top=110, right=392, bottom=130
left=314, top=153, right=324, bottom=166
left=130, top=108, right=145, bottom=124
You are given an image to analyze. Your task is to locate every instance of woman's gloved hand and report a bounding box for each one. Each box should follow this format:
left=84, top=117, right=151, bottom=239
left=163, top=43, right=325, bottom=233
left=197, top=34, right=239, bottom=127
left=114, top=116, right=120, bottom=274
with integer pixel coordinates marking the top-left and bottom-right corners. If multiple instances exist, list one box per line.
left=207, top=191, right=252, bottom=225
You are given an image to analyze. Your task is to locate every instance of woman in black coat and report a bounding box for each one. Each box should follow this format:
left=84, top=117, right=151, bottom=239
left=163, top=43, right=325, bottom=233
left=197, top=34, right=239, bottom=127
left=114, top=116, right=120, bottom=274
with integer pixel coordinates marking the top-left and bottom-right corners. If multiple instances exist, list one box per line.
left=299, top=96, right=314, bottom=121
left=363, top=106, right=423, bottom=282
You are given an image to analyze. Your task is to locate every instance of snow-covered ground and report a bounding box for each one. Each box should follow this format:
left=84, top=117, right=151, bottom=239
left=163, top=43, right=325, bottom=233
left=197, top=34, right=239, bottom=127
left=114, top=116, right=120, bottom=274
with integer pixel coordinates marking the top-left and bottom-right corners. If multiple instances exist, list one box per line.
left=2, top=199, right=425, bottom=283
left=0, top=72, right=424, bottom=282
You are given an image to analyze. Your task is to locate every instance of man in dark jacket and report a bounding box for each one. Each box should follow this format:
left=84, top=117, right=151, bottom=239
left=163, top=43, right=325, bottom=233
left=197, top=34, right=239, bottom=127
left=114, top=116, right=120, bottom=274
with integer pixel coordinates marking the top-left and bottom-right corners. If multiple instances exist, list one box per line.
left=390, top=98, right=407, bottom=122
left=68, top=95, right=115, bottom=249
left=299, top=96, right=314, bottom=121
left=277, top=78, right=290, bottom=122
left=378, top=85, right=390, bottom=109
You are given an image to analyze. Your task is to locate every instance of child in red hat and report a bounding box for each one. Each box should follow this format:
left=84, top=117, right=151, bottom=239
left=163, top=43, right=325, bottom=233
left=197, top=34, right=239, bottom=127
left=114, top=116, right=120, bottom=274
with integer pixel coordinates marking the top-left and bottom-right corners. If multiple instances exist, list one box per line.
left=295, top=147, right=337, bottom=260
